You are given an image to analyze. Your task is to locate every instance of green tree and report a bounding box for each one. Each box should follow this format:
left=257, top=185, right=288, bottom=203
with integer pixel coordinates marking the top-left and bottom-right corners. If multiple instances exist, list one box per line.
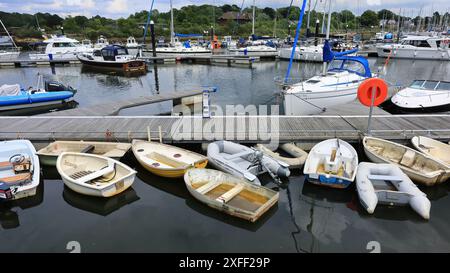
left=360, top=10, right=378, bottom=27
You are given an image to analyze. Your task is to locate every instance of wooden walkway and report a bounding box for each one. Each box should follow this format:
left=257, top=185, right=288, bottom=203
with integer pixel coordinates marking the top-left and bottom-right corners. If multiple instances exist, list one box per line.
left=41, top=90, right=203, bottom=116
left=0, top=115, right=449, bottom=144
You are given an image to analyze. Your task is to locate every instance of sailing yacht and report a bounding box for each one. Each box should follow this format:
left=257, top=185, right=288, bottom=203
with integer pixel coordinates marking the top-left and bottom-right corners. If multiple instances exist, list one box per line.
left=283, top=46, right=372, bottom=115
left=227, top=0, right=278, bottom=57
left=279, top=44, right=323, bottom=62
left=155, top=0, right=211, bottom=57
left=0, top=19, right=20, bottom=61
left=376, top=35, right=450, bottom=60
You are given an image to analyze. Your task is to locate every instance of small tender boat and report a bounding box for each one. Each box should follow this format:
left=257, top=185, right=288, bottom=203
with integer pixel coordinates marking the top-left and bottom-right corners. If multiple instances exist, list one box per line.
left=356, top=162, right=431, bottom=220
left=77, top=45, right=147, bottom=73
left=37, top=141, right=131, bottom=166
left=383, top=80, right=450, bottom=114
left=56, top=152, right=136, bottom=197
left=184, top=168, right=279, bottom=222
left=0, top=140, right=40, bottom=201
left=207, top=141, right=290, bottom=185
left=132, top=139, right=208, bottom=178
left=0, top=80, right=76, bottom=113
left=255, top=143, right=308, bottom=169
left=411, top=136, right=450, bottom=168
left=303, top=139, right=358, bottom=189
left=363, top=136, right=449, bottom=186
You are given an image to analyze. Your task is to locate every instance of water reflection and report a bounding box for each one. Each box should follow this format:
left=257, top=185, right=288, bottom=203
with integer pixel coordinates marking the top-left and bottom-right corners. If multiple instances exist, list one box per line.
left=0, top=180, right=44, bottom=229
left=133, top=160, right=277, bottom=232
left=62, top=186, right=140, bottom=216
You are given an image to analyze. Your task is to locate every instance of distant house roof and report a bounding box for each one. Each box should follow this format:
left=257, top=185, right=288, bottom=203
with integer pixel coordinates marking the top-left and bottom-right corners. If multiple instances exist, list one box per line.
left=219, top=12, right=252, bottom=21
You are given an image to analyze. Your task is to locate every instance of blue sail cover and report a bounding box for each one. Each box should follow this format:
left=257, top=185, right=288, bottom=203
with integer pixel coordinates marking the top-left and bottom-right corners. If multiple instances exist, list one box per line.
left=332, top=56, right=372, bottom=78
left=322, top=40, right=359, bottom=62
left=175, top=33, right=203, bottom=38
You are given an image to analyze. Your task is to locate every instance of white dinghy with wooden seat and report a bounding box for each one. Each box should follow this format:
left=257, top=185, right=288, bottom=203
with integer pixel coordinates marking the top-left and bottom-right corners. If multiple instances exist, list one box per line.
left=363, top=137, right=449, bottom=186
left=132, top=139, right=208, bottom=178
left=356, top=162, right=431, bottom=220
left=411, top=136, right=450, bottom=169
left=56, top=152, right=136, bottom=197
left=303, top=139, right=358, bottom=189
left=0, top=140, right=40, bottom=201
left=255, top=143, right=308, bottom=169
left=37, top=141, right=131, bottom=166
left=184, top=168, right=279, bottom=222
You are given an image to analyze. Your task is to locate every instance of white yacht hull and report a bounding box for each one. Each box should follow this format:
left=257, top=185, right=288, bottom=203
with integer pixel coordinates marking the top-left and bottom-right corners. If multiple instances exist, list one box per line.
left=279, top=47, right=323, bottom=62
left=283, top=86, right=358, bottom=115
left=377, top=46, right=450, bottom=60
left=0, top=51, right=20, bottom=61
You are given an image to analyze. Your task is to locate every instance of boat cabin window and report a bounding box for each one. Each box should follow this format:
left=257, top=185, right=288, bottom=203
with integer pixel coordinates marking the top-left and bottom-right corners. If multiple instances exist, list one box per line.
left=53, top=42, right=77, bottom=48
left=306, top=80, right=320, bottom=84
left=93, top=50, right=101, bottom=57
left=423, top=81, right=439, bottom=90
left=401, top=39, right=431, bottom=48
left=410, top=80, right=425, bottom=88
left=116, top=48, right=128, bottom=55
left=436, top=81, right=450, bottom=91
left=329, top=59, right=366, bottom=76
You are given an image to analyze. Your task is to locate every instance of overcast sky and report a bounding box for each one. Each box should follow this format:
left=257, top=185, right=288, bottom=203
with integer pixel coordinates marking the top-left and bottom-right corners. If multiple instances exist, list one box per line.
left=0, top=0, right=447, bottom=18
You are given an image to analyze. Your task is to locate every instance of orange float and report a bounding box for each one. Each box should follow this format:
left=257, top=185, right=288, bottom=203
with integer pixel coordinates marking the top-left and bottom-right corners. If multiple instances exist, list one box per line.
left=357, top=78, right=388, bottom=107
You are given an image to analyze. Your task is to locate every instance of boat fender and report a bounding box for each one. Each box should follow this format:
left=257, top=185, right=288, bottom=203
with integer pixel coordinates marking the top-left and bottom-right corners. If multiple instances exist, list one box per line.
left=276, top=167, right=290, bottom=178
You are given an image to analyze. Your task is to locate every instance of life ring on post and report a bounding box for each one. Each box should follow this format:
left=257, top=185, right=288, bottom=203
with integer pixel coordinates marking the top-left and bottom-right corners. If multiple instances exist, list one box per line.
left=357, top=78, right=388, bottom=107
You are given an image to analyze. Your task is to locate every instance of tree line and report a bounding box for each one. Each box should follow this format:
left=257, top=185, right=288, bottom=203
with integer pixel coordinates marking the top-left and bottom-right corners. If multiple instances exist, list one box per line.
left=0, top=5, right=448, bottom=41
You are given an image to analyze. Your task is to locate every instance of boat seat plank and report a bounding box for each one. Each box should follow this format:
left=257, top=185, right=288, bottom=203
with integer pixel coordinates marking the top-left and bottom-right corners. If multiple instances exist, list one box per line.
left=80, top=145, right=95, bottom=154
left=400, top=150, right=416, bottom=167
left=216, top=184, right=244, bottom=203
left=0, top=173, right=31, bottom=184
left=0, top=161, right=13, bottom=171
left=224, top=150, right=254, bottom=161
left=368, top=175, right=403, bottom=182
left=148, top=152, right=187, bottom=168
left=69, top=163, right=115, bottom=184
left=196, top=181, right=222, bottom=195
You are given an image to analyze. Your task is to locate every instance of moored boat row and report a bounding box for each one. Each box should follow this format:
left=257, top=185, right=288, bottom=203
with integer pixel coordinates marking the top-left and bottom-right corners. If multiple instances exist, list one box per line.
left=1, top=135, right=449, bottom=222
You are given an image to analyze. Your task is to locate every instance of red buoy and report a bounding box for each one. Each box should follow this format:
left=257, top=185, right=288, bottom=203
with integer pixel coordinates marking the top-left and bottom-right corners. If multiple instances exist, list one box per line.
left=357, top=78, right=388, bottom=107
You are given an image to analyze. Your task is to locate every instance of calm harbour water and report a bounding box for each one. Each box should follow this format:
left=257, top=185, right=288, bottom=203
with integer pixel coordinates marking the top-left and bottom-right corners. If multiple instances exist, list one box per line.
left=1, top=58, right=450, bottom=252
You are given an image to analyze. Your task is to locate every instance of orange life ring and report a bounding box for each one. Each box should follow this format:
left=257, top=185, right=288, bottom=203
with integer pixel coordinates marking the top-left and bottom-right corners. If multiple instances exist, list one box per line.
left=357, top=78, right=388, bottom=107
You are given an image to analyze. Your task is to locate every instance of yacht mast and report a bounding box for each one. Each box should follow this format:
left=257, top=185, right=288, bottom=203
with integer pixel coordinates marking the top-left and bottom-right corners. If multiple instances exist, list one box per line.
left=322, top=0, right=332, bottom=76
left=170, top=0, right=175, bottom=44
left=0, top=19, right=18, bottom=49
left=252, top=0, right=256, bottom=35
left=306, top=0, right=312, bottom=36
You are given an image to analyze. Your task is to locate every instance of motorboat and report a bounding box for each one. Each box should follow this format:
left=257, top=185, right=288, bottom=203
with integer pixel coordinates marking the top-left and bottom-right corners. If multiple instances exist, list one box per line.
left=0, top=77, right=76, bottom=113
left=283, top=41, right=371, bottom=115
left=207, top=141, right=290, bottom=185
left=376, top=35, right=450, bottom=60
left=0, top=140, right=40, bottom=201
left=56, top=152, right=136, bottom=197
left=126, top=36, right=140, bottom=49
left=29, top=35, right=93, bottom=61
left=303, top=139, right=358, bottom=189
left=356, top=162, right=430, bottom=220
left=228, top=45, right=278, bottom=57
left=131, top=139, right=208, bottom=178
left=155, top=38, right=211, bottom=56
left=184, top=168, right=279, bottom=222
left=384, top=80, right=450, bottom=113
left=94, top=35, right=109, bottom=49
left=37, top=141, right=131, bottom=166
left=363, top=136, right=449, bottom=186
left=77, top=45, right=147, bottom=73
left=411, top=136, right=450, bottom=168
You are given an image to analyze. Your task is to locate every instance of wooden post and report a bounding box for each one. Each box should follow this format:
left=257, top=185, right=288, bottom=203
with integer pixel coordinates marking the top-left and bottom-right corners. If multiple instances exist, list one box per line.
left=147, top=126, right=151, bottom=142
left=158, top=126, right=162, bottom=143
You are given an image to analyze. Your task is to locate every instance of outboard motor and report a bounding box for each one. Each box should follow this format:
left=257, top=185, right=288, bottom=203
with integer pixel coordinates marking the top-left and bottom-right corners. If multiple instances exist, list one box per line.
left=45, top=81, right=76, bottom=94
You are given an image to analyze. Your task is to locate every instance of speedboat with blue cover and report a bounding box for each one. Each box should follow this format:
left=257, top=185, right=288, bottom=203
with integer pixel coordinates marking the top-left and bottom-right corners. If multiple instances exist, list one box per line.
left=0, top=80, right=76, bottom=112
left=283, top=40, right=372, bottom=115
